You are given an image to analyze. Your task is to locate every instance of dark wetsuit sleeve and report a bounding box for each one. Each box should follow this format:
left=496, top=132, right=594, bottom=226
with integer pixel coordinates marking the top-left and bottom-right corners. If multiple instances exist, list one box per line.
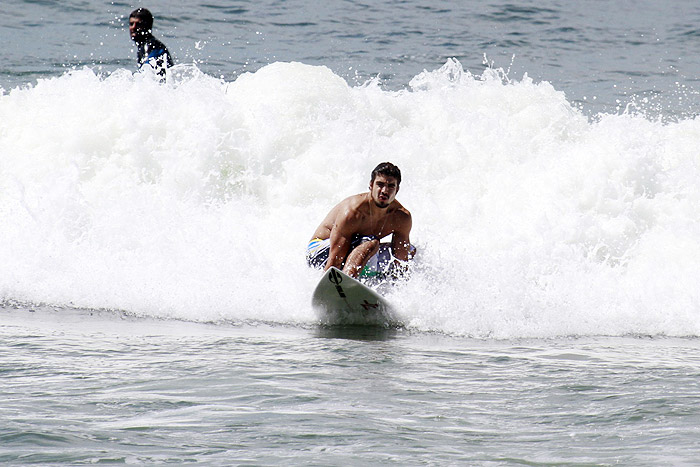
left=136, top=36, right=173, bottom=70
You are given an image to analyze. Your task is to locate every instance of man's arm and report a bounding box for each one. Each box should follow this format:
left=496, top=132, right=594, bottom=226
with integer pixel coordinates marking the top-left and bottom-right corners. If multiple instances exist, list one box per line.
left=325, top=228, right=351, bottom=271
left=391, top=211, right=413, bottom=261
left=324, top=208, right=360, bottom=271
left=388, top=211, right=414, bottom=278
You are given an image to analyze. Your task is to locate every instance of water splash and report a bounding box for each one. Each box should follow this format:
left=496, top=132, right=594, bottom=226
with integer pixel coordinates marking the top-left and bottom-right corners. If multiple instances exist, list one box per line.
left=2, top=60, right=700, bottom=337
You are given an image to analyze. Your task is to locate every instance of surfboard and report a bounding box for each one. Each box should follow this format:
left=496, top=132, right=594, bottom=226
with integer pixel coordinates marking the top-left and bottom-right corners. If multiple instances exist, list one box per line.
left=312, top=267, right=399, bottom=327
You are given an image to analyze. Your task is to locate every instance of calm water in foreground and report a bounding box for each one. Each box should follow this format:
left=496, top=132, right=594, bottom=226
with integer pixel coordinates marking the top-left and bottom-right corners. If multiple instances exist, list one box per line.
left=2, top=307, right=700, bottom=465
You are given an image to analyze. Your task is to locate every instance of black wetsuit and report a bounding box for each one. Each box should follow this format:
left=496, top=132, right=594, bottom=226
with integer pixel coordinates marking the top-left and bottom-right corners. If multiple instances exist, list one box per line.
left=135, top=34, right=173, bottom=76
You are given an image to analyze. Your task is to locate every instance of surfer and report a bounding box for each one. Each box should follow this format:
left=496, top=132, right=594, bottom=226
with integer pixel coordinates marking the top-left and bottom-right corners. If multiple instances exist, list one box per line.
left=128, top=8, right=174, bottom=77
left=307, top=162, right=414, bottom=279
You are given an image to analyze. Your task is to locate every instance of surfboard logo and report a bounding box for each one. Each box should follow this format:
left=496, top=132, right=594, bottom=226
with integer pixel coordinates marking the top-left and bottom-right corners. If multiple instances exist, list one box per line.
left=360, top=300, right=378, bottom=310
left=328, top=269, right=346, bottom=298
left=328, top=269, right=343, bottom=285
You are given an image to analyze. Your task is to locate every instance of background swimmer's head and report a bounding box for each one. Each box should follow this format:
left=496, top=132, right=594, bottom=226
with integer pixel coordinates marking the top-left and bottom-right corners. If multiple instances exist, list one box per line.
left=129, top=8, right=154, bottom=41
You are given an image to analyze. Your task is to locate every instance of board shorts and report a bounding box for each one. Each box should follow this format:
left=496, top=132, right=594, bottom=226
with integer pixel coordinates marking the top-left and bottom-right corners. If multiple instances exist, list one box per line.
left=306, top=235, right=394, bottom=278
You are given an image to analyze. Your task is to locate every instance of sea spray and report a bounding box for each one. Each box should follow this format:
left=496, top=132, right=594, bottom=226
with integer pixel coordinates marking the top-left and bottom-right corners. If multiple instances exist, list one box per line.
left=2, top=60, right=700, bottom=337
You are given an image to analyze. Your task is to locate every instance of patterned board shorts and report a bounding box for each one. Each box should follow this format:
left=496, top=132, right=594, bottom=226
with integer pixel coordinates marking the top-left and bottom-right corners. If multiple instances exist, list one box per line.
left=306, top=235, right=394, bottom=277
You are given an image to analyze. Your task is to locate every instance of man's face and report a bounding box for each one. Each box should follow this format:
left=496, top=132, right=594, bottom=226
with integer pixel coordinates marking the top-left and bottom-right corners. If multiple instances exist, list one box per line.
left=370, top=174, right=399, bottom=208
left=129, top=17, right=148, bottom=40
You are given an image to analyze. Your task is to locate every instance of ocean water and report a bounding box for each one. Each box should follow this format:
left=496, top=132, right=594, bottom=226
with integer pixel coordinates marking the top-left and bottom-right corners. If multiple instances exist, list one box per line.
left=3, top=0, right=700, bottom=464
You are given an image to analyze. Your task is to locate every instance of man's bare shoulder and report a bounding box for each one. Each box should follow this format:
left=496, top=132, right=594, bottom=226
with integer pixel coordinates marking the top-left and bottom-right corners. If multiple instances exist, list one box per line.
left=390, top=200, right=412, bottom=219
left=388, top=200, right=412, bottom=235
left=343, top=192, right=368, bottom=207
left=333, top=193, right=369, bottom=216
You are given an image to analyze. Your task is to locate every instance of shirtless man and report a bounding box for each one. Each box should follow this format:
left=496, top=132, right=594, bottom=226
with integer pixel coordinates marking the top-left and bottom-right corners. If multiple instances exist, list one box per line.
left=307, top=162, right=414, bottom=278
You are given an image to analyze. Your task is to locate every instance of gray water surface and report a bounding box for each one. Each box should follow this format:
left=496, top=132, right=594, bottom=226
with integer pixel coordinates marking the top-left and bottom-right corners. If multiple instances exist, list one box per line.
left=3, top=307, right=700, bottom=465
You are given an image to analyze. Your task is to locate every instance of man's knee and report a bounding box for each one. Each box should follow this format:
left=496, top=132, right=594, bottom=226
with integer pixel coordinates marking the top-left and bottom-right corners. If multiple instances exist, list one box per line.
left=347, top=238, right=379, bottom=264
left=364, top=238, right=380, bottom=255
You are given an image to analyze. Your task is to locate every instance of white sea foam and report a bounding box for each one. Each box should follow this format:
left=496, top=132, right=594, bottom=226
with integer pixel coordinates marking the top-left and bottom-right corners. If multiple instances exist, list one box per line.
left=2, top=60, right=700, bottom=337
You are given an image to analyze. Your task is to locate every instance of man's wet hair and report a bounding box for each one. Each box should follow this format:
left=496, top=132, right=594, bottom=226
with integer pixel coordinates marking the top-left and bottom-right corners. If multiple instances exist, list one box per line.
left=130, top=8, right=154, bottom=31
left=370, top=162, right=401, bottom=185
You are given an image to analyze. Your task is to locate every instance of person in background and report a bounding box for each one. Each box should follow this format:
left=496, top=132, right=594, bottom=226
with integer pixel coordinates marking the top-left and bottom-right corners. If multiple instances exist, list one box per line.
left=128, top=8, right=173, bottom=77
